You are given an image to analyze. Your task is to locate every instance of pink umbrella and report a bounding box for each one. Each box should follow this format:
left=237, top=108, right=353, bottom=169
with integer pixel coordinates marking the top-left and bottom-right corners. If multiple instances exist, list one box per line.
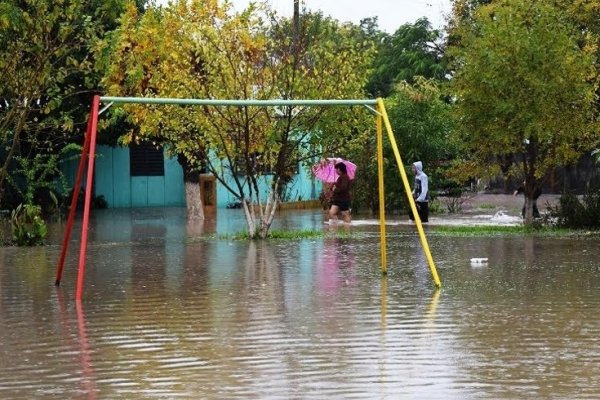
left=312, top=158, right=357, bottom=183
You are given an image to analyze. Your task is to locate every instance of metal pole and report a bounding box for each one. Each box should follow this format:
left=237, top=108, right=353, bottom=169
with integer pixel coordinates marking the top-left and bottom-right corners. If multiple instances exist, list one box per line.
left=75, top=95, right=101, bottom=301
left=55, top=103, right=94, bottom=285
left=99, top=96, right=377, bottom=107
left=293, top=0, right=300, bottom=42
left=376, top=98, right=441, bottom=287
left=376, top=110, right=387, bottom=275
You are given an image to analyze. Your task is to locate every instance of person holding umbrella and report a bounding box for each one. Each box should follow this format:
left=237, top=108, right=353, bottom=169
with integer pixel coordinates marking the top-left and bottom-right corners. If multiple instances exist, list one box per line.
left=328, top=162, right=352, bottom=225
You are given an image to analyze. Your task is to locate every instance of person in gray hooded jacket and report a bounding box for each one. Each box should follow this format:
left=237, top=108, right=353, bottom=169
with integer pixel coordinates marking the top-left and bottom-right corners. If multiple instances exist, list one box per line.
left=409, top=161, right=429, bottom=223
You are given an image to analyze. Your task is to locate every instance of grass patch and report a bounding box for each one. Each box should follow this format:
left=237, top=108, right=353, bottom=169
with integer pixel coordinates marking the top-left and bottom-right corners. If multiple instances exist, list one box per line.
left=263, top=229, right=324, bottom=240
left=476, top=203, right=497, bottom=210
left=190, top=224, right=597, bottom=242
left=429, top=225, right=573, bottom=237
left=217, top=229, right=353, bottom=241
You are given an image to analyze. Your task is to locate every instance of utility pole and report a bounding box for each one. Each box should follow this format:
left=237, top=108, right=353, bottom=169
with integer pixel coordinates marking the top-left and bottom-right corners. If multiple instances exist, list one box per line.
left=293, top=0, right=299, bottom=43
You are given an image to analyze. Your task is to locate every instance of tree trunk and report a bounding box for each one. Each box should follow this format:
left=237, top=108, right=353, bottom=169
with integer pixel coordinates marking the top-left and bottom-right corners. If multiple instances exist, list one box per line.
left=185, top=180, right=204, bottom=219
left=258, top=196, right=280, bottom=239
left=523, top=196, right=534, bottom=224
left=240, top=189, right=280, bottom=239
left=242, top=199, right=256, bottom=238
left=177, top=154, right=204, bottom=220
left=523, top=195, right=539, bottom=224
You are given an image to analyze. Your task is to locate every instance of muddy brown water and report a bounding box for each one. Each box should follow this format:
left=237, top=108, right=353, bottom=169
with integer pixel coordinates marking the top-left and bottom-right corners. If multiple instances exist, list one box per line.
left=1, top=206, right=599, bottom=399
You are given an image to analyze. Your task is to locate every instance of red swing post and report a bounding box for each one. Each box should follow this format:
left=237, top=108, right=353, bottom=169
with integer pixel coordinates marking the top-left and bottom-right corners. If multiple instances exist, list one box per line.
left=54, top=95, right=100, bottom=301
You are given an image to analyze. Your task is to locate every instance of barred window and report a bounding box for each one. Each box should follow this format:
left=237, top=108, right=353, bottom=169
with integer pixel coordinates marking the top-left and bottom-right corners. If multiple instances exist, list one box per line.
left=130, top=142, right=164, bottom=176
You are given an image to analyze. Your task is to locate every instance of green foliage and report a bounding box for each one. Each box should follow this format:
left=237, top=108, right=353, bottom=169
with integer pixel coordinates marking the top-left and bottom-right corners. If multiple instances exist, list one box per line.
left=350, top=77, right=458, bottom=214
left=545, top=190, right=600, bottom=229
left=386, top=78, right=457, bottom=165
left=428, top=199, right=445, bottom=214
left=5, top=142, right=82, bottom=215
left=11, top=153, right=60, bottom=205
left=100, top=1, right=376, bottom=238
left=10, top=203, right=47, bottom=246
left=448, top=0, right=598, bottom=179
left=229, top=229, right=324, bottom=240
left=367, top=18, right=447, bottom=97
left=430, top=224, right=567, bottom=237
left=447, top=0, right=599, bottom=223
left=0, top=0, right=129, bottom=209
left=218, top=229, right=353, bottom=240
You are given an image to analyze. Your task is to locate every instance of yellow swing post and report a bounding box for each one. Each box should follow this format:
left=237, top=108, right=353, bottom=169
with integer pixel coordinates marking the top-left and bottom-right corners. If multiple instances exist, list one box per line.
left=376, top=98, right=441, bottom=288
left=376, top=112, right=387, bottom=275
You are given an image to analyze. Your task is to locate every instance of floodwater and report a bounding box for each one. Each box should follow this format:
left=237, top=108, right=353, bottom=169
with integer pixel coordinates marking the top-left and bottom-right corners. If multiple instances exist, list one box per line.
left=1, top=208, right=600, bottom=399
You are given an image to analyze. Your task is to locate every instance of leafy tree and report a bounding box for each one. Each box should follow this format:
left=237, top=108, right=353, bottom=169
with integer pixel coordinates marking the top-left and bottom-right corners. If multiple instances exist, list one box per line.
left=0, top=0, right=135, bottom=210
left=447, top=0, right=599, bottom=223
left=100, top=0, right=375, bottom=238
left=351, top=77, right=457, bottom=214
left=351, top=18, right=452, bottom=215
left=552, top=0, right=600, bottom=165
left=366, top=18, right=447, bottom=98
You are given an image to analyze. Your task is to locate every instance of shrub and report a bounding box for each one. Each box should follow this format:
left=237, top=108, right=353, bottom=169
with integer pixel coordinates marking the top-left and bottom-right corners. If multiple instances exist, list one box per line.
left=10, top=204, right=47, bottom=246
left=545, top=190, right=600, bottom=229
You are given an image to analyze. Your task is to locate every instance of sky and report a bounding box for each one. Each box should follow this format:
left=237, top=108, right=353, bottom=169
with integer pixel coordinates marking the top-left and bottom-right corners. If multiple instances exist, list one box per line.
left=228, top=0, right=453, bottom=32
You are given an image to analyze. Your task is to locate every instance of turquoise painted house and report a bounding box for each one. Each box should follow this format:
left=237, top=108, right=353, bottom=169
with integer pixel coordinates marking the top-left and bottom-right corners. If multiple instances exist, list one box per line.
left=94, top=144, right=185, bottom=207
left=64, top=144, right=321, bottom=209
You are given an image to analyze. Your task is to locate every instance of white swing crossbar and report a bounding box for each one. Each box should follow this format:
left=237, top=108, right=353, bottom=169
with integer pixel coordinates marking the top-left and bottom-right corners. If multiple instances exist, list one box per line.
left=100, top=96, right=378, bottom=107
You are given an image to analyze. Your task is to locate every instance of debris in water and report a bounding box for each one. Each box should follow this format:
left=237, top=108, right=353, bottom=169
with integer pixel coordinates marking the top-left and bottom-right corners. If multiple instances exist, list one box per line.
left=470, top=257, right=488, bottom=265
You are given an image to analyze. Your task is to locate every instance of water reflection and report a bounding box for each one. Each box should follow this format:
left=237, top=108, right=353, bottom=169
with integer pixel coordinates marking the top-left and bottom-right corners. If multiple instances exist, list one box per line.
left=57, top=292, right=97, bottom=399
left=2, top=209, right=600, bottom=398
left=76, top=301, right=97, bottom=398
left=316, top=237, right=356, bottom=293
left=380, top=277, right=387, bottom=331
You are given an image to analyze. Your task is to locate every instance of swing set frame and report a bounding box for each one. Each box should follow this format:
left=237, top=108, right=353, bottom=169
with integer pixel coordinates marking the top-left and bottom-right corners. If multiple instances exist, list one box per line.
left=55, top=95, right=441, bottom=300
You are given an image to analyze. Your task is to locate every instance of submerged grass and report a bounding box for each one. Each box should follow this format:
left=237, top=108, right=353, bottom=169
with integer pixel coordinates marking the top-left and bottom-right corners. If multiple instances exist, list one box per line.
left=475, top=203, right=497, bottom=210
left=430, top=224, right=575, bottom=237
left=217, top=228, right=353, bottom=241
left=190, top=224, right=597, bottom=242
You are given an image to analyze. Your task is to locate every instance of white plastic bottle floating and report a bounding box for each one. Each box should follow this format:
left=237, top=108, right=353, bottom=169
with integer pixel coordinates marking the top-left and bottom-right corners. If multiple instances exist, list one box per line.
left=470, top=257, right=488, bottom=265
